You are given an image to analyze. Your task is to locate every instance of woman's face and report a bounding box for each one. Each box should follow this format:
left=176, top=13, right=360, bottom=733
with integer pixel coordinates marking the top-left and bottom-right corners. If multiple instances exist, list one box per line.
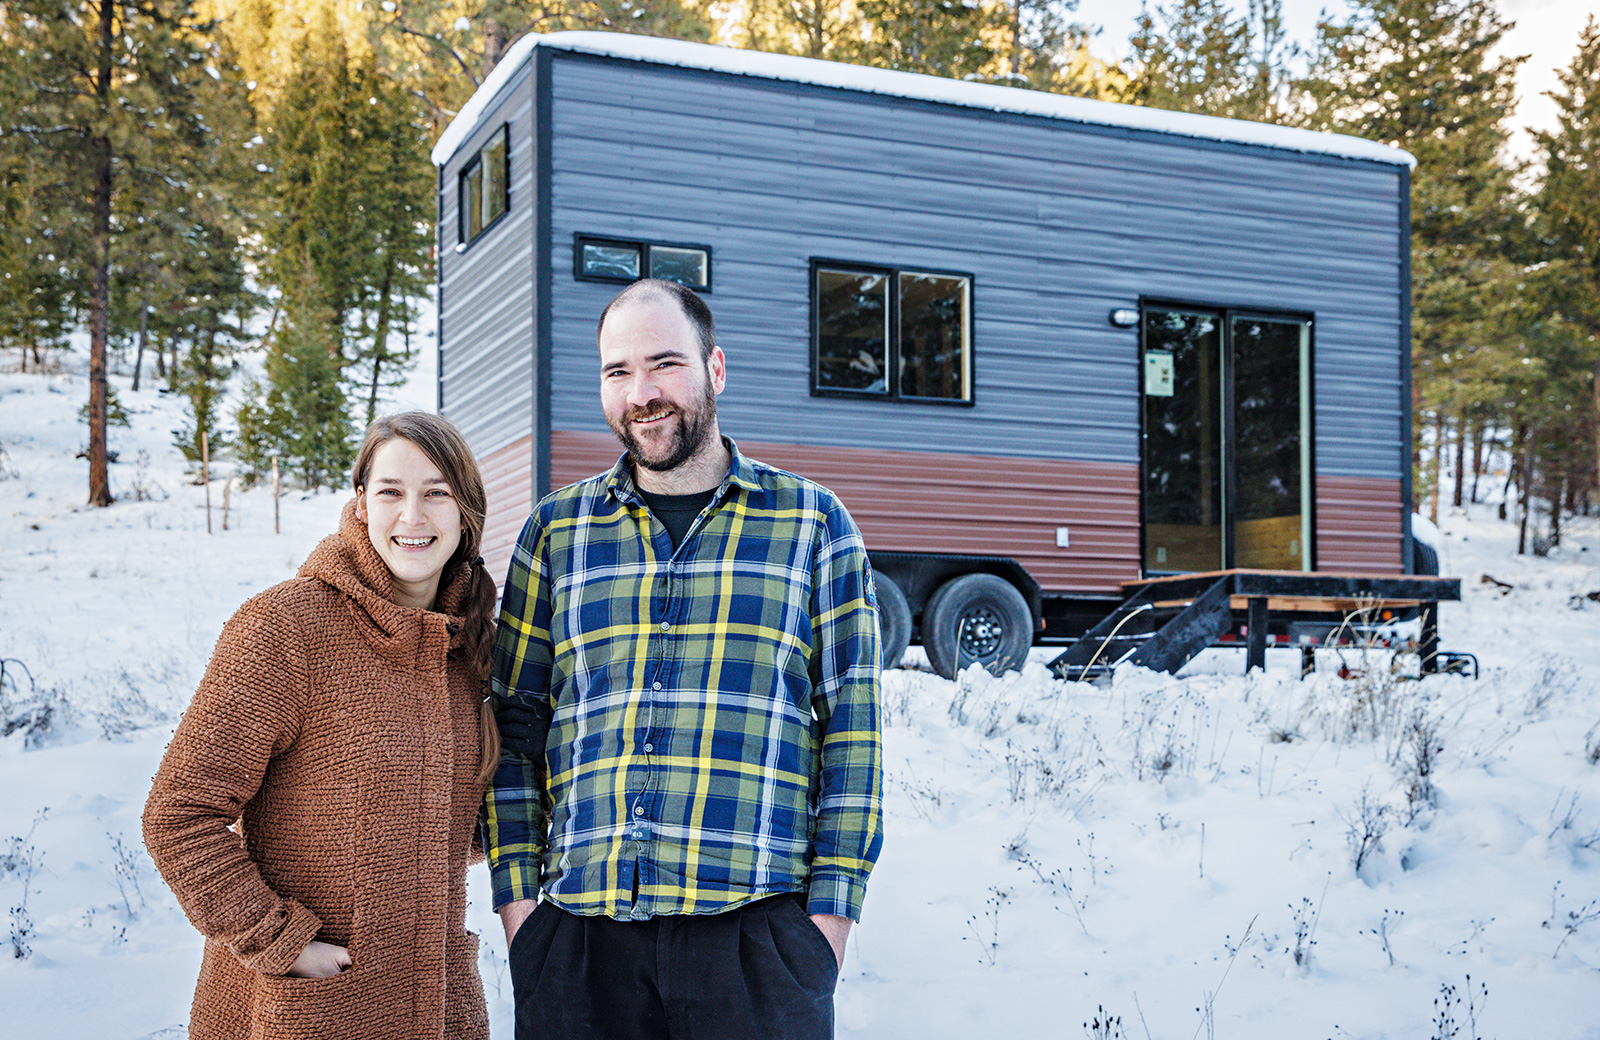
left=355, top=437, right=464, bottom=610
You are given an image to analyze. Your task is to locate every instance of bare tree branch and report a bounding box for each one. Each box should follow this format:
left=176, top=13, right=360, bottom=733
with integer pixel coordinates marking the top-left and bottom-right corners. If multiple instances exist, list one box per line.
left=386, top=15, right=481, bottom=88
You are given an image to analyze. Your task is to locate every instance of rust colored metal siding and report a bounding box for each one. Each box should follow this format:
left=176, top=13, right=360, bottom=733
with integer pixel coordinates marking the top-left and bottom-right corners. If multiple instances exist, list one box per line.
left=1316, top=475, right=1403, bottom=572
left=479, top=435, right=534, bottom=582
left=547, top=430, right=1140, bottom=593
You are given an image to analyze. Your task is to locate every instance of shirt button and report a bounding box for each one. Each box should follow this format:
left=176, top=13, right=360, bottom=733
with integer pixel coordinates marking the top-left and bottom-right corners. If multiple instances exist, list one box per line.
left=652, top=682, right=662, bottom=691
left=660, top=621, right=671, bottom=631
left=643, top=743, right=654, bottom=753
left=633, top=805, right=644, bottom=817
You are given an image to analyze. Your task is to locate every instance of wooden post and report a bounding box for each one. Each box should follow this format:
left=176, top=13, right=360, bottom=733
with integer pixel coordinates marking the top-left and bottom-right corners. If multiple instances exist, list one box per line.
left=201, top=429, right=212, bottom=534
left=222, top=474, right=232, bottom=532
left=272, top=455, right=280, bottom=535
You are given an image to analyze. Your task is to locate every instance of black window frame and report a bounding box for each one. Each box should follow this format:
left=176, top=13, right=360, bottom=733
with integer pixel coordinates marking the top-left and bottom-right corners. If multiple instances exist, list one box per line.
left=572, top=233, right=713, bottom=292
left=457, top=123, right=510, bottom=248
left=1135, top=297, right=1318, bottom=576
left=809, top=258, right=975, bottom=406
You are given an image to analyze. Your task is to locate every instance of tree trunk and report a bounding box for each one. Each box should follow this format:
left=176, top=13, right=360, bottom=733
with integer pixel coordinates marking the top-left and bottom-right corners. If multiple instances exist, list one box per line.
left=168, top=329, right=185, bottom=393
left=1010, top=0, right=1023, bottom=77
left=1550, top=474, right=1564, bottom=547
left=482, top=15, right=506, bottom=78
left=1501, top=421, right=1522, bottom=521
left=366, top=255, right=396, bottom=425
left=85, top=0, right=116, bottom=508
left=1470, top=419, right=1485, bottom=504
left=1452, top=410, right=1466, bottom=508
left=1517, top=426, right=1535, bottom=555
left=132, top=285, right=149, bottom=391
left=1429, top=411, right=1443, bottom=525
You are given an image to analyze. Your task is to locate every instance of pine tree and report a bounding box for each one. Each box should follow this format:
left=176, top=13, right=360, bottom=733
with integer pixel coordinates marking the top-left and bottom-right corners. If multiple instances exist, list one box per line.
left=742, top=0, right=860, bottom=60
left=265, top=25, right=376, bottom=339
left=1, top=0, right=250, bottom=505
left=1298, top=0, right=1525, bottom=525
left=348, top=77, right=435, bottom=424
left=993, top=0, right=1112, bottom=97
left=1127, top=0, right=1251, bottom=117
left=166, top=218, right=257, bottom=464
left=0, top=148, right=82, bottom=372
left=262, top=15, right=434, bottom=420
left=235, top=283, right=355, bottom=490
left=355, top=0, right=713, bottom=126
left=848, top=0, right=999, bottom=79
left=1534, top=17, right=1600, bottom=504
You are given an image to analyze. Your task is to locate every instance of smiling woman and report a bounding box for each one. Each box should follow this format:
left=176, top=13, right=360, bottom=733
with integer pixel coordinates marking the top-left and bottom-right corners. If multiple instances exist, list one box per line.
left=142, top=412, right=500, bottom=1040
left=356, top=438, right=466, bottom=609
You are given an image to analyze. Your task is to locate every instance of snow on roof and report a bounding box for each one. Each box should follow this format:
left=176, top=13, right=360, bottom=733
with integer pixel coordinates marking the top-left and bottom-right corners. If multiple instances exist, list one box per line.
left=432, top=31, right=1415, bottom=170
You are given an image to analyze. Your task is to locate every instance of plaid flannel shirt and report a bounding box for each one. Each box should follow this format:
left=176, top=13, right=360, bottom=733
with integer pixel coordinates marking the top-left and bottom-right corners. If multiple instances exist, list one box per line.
left=484, top=440, right=884, bottom=921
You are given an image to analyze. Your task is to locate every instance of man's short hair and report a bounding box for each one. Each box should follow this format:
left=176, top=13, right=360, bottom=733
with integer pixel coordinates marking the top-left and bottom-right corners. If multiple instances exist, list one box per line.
left=597, top=279, right=717, bottom=361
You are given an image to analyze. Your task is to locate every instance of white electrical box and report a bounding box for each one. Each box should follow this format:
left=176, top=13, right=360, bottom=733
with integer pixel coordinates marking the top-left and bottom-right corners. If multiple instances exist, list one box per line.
left=1056, top=527, right=1071, bottom=548
left=1144, top=350, right=1174, bottom=397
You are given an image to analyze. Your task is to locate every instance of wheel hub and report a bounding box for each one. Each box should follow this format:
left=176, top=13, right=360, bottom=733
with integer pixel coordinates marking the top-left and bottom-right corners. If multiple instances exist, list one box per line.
left=958, top=607, right=1004, bottom=658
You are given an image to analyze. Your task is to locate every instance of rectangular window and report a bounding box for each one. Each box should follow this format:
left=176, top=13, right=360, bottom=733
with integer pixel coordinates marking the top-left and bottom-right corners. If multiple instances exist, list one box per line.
left=811, top=261, right=972, bottom=403
left=574, top=235, right=711, bottom=291
left=458, top=124, right=509, bottom=246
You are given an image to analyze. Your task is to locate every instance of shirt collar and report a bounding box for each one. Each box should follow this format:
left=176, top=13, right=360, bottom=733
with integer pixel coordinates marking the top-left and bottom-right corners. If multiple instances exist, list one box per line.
left=605, top=436, right=763, bottom=506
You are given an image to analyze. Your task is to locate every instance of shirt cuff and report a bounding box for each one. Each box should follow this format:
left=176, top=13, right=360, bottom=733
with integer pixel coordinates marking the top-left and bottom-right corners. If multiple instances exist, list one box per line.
left=804, top=871, right=868, bottom=922
left=489, top=856, right=544, bottom=910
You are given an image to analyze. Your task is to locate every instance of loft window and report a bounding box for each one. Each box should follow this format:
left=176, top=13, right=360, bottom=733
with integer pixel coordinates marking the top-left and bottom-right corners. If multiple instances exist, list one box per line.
left=811, top=261, right=972, bottom=403
left=459, top=124, right=509, bottom=245
left=574, top=235, right=711, bottom=291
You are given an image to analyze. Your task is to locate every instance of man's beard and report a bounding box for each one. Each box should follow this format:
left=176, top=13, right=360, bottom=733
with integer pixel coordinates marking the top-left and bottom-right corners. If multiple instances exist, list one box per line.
left=610, top=378, right=719, bottom=473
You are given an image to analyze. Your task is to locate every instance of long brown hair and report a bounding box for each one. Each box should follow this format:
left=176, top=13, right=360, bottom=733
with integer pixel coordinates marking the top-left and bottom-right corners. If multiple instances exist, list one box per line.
left=353, top=412, right=501, bottom=787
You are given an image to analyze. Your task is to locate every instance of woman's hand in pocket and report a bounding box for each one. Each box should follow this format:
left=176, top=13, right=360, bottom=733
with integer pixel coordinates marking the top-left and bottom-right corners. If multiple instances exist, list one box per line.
left=288, top=940, right=351, bottom=978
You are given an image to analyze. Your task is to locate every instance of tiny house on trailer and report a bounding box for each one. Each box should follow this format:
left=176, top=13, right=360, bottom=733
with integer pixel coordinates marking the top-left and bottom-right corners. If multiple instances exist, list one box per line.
left=432, top=31, right=1453, bottom=680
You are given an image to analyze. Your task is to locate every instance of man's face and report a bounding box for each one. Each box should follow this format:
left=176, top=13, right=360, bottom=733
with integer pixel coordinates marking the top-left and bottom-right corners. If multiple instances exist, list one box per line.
left=599, top=297, right=726, bottom=474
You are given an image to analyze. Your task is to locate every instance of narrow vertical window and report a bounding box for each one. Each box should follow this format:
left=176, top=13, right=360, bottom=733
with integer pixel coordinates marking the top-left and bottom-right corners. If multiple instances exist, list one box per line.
left=459, top=124, right=509, bottom=246
left=815, top=268, right=889, bottom=393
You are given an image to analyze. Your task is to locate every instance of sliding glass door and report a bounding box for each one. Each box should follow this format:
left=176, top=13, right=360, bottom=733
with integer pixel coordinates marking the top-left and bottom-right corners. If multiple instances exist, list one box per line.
left=1141, top=306, right=1312, bottom=574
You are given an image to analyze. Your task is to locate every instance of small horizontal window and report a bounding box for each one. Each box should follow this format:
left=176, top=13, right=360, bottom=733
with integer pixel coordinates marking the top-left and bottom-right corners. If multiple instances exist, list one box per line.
left=574, top=234, right=711, bottom=291
left=459, top=125, right=509, bottom=246
left=812, top=261, right=972, bottom=403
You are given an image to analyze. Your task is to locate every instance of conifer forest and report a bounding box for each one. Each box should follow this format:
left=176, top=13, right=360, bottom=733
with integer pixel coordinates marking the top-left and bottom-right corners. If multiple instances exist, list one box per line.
left=2, top=0, right=1598, bottom=552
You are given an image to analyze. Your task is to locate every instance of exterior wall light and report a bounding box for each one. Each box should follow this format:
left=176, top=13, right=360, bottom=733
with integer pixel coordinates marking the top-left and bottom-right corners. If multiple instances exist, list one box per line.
left=1108, top=308, right=1140, bottom=328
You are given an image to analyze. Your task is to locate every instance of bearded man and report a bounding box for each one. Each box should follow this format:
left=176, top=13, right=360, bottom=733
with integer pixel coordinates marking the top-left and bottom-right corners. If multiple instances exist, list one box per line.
left=485, top=279, right=884, bottom=1040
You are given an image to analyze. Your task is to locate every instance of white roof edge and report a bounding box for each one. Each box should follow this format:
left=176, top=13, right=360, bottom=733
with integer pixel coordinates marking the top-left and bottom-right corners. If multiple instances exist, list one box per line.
left=432, top=31, right=1416, bottom=170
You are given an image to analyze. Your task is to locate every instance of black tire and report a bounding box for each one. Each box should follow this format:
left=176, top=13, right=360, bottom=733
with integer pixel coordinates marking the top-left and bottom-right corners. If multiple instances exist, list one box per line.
left=1413, top=538, right=1439, bottom=576
left=873, top=571, right=911, bottom=671
left=922, top=573, right=1033, bottom=679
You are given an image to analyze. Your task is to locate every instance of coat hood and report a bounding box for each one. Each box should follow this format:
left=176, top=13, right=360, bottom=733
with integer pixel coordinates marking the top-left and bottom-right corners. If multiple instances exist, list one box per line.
left=299, top=499, right=471, bottom=650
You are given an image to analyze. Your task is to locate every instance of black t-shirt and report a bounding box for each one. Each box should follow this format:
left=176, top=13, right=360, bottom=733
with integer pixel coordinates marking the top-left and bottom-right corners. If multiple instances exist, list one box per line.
left=637, top=486, right=717, bottom=552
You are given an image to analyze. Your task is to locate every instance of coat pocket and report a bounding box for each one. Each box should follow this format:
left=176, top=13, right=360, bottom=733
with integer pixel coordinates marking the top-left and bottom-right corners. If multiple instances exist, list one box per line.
left=251, top=966, right=375, bottom=1040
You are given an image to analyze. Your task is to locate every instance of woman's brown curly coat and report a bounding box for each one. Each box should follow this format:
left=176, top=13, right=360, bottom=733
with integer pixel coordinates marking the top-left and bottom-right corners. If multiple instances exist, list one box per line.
left=143, top=501, right=490, bottom=1040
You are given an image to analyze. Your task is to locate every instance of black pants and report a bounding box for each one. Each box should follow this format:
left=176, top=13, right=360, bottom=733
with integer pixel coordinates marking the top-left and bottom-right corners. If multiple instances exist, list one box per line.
left=509, top=893, right=838, bottom=1040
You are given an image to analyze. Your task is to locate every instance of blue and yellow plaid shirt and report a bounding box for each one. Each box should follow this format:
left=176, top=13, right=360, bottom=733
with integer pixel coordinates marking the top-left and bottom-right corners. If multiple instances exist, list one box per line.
left=484, top=441, right=884, bottom=922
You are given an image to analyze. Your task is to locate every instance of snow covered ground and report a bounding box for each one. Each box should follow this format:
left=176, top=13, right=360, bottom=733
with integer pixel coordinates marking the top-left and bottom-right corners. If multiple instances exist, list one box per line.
left=3, top=345, right=1599, bottom=1039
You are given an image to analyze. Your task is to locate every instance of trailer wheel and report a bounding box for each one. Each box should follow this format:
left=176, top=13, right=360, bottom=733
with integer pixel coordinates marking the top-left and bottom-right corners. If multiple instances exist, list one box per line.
left=1413, top=539, right=1439, bottom=576
left=873, top=571, right=911, bottom=671
left=922, top=573, right=1032, bottom=679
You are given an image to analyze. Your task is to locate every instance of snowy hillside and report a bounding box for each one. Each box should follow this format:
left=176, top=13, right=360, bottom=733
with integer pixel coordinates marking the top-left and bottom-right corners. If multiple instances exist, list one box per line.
left=4, top=348, right=1600, bottom=1039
